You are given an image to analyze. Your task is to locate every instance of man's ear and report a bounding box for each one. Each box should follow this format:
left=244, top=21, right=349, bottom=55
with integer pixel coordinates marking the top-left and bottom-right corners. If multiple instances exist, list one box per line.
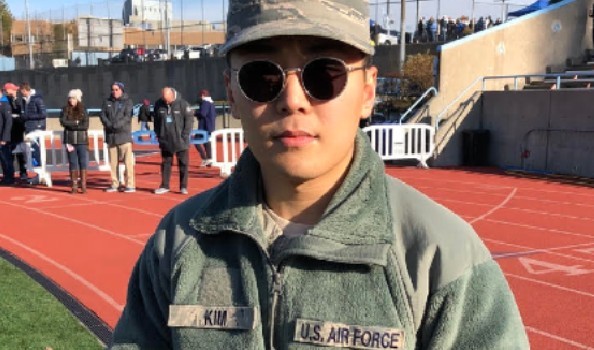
left=223, top=70, right=241, bottom=120
left=360, top=66, right=378, bottom=120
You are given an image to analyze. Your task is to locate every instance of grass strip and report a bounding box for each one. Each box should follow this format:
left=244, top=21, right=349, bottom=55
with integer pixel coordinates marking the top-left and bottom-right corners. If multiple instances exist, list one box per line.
left=0, top=257, right=104, bottom=349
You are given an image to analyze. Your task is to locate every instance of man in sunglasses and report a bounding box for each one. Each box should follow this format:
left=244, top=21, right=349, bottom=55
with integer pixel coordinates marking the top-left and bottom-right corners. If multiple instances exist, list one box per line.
left=111, top=0, right=529, bottom=349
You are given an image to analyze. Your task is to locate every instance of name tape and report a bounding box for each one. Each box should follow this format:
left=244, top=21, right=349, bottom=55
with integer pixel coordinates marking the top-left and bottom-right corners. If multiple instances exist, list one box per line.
left=168, top=305, right=259, bottom=330
left=294, top=319, right=405, bottom=349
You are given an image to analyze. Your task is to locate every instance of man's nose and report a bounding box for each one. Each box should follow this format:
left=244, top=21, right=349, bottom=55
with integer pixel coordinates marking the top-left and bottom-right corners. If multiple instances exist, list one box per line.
left=275, top=70, right=310, bottom=114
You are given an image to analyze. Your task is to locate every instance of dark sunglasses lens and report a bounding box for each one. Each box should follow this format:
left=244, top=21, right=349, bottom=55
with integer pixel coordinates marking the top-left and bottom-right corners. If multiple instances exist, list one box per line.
left=238, top=61, right=284, bottom=102
left=303, top=58, right=348, bottom=101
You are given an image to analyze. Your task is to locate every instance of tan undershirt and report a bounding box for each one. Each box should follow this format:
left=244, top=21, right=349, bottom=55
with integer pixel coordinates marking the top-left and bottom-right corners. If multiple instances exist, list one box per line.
left=262, top=204, right=314, bottom=249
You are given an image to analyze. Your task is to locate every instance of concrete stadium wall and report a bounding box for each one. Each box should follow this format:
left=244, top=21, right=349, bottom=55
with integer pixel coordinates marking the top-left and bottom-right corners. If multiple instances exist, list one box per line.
left=458, top=90, right=594, bottom=178
left=430, top=0, right=594, bottom=165
left=1, top=43, right=439, bottom=111
left=1, top=57, right=229, bottom=109
left=45, top=114, right=244, bottom=134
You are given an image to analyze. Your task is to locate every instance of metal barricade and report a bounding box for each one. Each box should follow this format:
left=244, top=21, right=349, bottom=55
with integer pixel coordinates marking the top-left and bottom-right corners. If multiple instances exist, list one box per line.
left=362, top=123, right=435, bottom=168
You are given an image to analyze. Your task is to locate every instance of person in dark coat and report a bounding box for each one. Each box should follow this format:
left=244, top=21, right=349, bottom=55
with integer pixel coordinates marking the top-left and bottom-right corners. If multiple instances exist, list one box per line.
left=19, top=82, right=47, bottom=168
left=99, top=81, right=135, bottom=193
left=3, top=83, right=26, bottom=180
left=60, top=89, right=89, bottom=194
left=152, top=87, right=194, bottom=195
left=138, top=98, right=152, bottom=131
left=194, top=89, right=217, bottom=166
left=0, top=89, right=13, bottom=185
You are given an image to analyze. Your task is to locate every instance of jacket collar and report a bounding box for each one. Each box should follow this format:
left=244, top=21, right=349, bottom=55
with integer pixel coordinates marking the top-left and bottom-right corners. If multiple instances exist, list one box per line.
left=189, top=130, right=394, bottom=258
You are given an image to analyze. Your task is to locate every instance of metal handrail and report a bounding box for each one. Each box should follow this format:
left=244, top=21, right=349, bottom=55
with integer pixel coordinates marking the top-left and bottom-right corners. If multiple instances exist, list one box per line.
left=44, top=103, right=231, bottom=117
left=482, top=71, right=594, bottom=90
left=435, top=71, right=594, bottom=131
left=398, top=87, right=437, bottom=124
left=435, top=76, right=483, bottom=130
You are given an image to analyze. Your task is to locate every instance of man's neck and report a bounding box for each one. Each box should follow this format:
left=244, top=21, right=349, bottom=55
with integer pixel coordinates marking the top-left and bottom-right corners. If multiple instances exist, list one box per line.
left=261, top=165, right=350, bottom=225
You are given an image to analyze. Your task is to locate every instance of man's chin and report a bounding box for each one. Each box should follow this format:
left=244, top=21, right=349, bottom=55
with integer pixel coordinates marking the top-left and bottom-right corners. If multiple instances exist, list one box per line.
left=265, top=159, right=321, bottom=183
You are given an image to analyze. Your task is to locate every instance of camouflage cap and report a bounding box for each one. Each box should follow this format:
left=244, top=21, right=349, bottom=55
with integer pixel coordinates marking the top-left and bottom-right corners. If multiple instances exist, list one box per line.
left=220, top=0, right=374, bottom=56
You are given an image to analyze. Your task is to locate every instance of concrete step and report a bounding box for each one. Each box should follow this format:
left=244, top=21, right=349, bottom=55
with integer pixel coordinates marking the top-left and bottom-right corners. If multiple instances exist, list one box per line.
left=523, top=82, right=555, bottom=90
left=564, top=69, right=594, bottom=75
left=544, top=78, right=594, bottom=83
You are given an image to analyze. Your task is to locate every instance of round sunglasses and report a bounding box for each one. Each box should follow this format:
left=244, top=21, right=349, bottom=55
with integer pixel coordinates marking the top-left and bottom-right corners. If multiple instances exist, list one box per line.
left=232, top=57, right=367, bottom=103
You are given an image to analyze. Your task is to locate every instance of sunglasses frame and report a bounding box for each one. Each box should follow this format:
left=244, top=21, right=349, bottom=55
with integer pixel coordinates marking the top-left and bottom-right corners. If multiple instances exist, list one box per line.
left=231, top=57, right=367, bottom=103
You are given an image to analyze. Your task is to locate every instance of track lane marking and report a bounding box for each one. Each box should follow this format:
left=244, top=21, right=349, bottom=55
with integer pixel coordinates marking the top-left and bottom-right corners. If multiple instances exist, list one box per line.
left=525, top=326, right=594, bottom=349
left=490, top=241, right=594, bottom=263
left=0, top=200, right=144, bottom=245
left=505, top=273, right=594, bottom=298
left=0, top=233, right=124, bottom=312
left=395, top=173, right=594, bottom=199
left=469, top=188, right=517, bottom=224
left=482, top=219, right=594, bottom=239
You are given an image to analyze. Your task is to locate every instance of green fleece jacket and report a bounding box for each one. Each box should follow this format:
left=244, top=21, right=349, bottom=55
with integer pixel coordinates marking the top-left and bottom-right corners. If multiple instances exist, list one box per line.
left=110, top=132, right=529, bottom=350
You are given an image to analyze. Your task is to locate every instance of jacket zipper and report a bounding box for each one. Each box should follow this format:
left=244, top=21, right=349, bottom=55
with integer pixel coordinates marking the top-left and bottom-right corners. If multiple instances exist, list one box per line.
left=233, top=231, right=283, bottom=350
left=268, top=268, right=284, bottom=350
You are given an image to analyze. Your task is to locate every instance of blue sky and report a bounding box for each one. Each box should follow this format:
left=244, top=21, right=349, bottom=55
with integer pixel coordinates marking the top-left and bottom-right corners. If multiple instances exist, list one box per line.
left=7, top=0, right=538, bottom=30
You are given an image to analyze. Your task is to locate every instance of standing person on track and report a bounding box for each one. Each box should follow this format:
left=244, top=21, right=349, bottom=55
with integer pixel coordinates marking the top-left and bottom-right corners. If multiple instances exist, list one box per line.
left=60, top=89, right=89, bottom=194
left=138, top=98, right=152, bottom=131
left=110, top=0, right=529, bottom=348
left=194, top=89, right=216, bottom=166
left=152, top=87, right=194, bottom=195
left=99, top=82, right=135, bottom=193
left=3, top=83, right=27, bottom=181
left=19, top=83, right=47, bottom=183
left=0, top=88, right=13, bottom=186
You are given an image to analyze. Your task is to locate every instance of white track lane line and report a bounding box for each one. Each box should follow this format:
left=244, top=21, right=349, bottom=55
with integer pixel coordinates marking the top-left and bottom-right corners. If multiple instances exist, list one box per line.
left=22, top=189, right=184, bottom=215
left=397, top=174, right=594, bottom=199
left=434, top=197, right=594, bottom=223
left=505, top=273, right=594, bottom=298
left=489, top=240, right=594, bottom=263
left=469, top=188, right=518, bottom=224
left=525, top=326, right=594, bottom=350
left=0, top=200, right=144, bottom=245
left=0, top=233, right=124, bottom=312
left=483, top=218, right=594, bottom=239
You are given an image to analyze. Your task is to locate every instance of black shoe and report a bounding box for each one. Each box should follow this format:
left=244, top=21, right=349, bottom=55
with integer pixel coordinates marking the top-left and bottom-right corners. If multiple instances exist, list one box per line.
left=0, top=180, right=15, bottom=186
left=24, top=175, right=39, bottom=186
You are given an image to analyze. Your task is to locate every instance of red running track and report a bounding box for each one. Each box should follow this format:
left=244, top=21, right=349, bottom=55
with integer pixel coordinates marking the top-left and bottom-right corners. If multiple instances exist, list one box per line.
left=0, top=154, right=593, bottom=349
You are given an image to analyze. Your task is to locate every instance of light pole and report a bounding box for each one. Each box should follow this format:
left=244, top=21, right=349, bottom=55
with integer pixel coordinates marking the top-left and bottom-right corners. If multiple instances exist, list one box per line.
left=416, top=0, right=420, bottom=29
left=181, top=0, right=184, bottom=46
left=201, top=0, right=205, bottom=44
left=223, top=0, right=226, bottom=33
left=501, top=0, right=508, bottom=22
left=0, top=12, right=3, bottom=53
left=165, top=0, right=170, bottom=56
left=398, top=0, right=405, bottom=72
left=25, top=0, right=33, bottom=69
left=471, top=0, right=476, bottom=30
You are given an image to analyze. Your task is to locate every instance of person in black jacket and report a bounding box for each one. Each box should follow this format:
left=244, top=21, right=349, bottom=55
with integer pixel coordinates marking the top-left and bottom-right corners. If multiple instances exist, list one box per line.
left=0, top=89, right=13, bottom=185
left=138, top=98, right=152, bottom=131
left=194, top=89, right=217, bottom=166
left=19, top=82, right=47, bottom=169
left=99, top=82, right=135, bottom=193
left=60, top=89, right=89, bottom=194
left=152, top=87, right=194, bottom=195
left=4, top=83, right=27, bottom=180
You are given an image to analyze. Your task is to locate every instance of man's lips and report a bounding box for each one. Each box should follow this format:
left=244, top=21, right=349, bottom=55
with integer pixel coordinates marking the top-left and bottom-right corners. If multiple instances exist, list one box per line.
left=273, top=130, right=316, bottom=147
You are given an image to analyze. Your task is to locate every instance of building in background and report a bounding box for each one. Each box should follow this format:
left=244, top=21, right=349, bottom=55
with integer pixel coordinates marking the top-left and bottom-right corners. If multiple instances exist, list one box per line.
left=123, top=0, right=172, bottom=29
left=6, top=0, right=225, bottom=70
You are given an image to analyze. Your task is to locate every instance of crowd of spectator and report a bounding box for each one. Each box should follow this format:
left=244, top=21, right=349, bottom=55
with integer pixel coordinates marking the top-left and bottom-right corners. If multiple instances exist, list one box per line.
left=372, top=15, right=504, bottom=45
left=0, top=81, right=217, bottom=194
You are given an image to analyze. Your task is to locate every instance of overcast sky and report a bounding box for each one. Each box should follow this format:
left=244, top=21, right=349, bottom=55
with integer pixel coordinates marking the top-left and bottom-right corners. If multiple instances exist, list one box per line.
left=8, top=0, right=539, bottom=30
